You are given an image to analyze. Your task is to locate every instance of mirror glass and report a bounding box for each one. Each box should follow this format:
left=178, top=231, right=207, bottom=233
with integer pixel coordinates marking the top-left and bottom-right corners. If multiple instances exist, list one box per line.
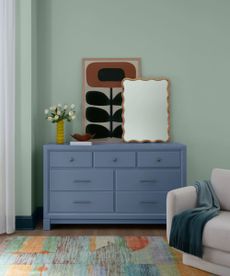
left=122, top=78, right=170, bottom=142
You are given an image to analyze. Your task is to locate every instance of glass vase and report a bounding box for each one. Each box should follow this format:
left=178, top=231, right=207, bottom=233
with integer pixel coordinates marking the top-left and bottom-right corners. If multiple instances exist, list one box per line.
left=56, top=120, right=64, bottom=144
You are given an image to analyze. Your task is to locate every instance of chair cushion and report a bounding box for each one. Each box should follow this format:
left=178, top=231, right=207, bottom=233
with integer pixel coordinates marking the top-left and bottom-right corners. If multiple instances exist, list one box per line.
left=203, top=246, right=230, bottom=268
left=203, top=211, right=230, bottom=252
left=211, top=168, right=230, bottom=211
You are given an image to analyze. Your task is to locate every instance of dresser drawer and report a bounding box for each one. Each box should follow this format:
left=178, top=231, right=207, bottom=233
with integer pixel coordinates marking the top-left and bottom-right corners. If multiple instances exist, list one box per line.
left=50, top=191, right=113, bottom=213
left=94, top=152, right=135, bottom=168
left=138, top=151, right=180, bottom=167
left=50, top=169, right=113, bottom=191
left=116, top=192, right=166, bottom=213
left=116, top=169, right=181, bottom=191
left=50, top=151, right=92, bottom=167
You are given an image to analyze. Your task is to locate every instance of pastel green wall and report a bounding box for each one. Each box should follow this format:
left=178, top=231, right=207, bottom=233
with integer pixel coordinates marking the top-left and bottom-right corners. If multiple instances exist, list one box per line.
left=16, top=0, right=35, bottom=215
left=32, top=0, right=38, bottom=212
left=17, top=0, right=230, bottom=212
left=16, top=0, right=37, bottom=215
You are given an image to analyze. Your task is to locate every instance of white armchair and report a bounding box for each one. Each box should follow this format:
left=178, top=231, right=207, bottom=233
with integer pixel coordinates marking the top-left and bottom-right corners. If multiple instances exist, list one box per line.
left=167, top=168, right=230, bottom=276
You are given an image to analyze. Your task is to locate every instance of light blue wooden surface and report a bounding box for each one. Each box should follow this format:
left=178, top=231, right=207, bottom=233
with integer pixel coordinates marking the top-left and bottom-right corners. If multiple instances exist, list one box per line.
left=50, top=191, right=114, bottom=213
left=137, top=151, right=180, bottom=167
left=43, top=142, right=186, bottom=230
left=50, top=151, right=92, bottom=167
left=116, top=169, right=181, bottom=191
left=116, top=191, right=166, bottom=213
left=94, top=151, right=136, bottom=168
left=50, top=169, right=113, bottom=191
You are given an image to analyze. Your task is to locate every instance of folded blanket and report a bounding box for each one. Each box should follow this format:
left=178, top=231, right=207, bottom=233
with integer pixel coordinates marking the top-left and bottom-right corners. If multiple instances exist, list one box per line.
left=169, top=180, right=220, bottom=257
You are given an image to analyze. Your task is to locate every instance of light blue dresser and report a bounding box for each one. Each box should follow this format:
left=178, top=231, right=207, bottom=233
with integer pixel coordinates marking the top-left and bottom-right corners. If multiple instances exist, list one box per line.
left=43, top=143, right=186, bottom=230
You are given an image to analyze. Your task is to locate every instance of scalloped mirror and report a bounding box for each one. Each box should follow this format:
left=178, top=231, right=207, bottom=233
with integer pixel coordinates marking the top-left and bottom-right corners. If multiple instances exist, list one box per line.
left=122, top=78, right=170, bottom=142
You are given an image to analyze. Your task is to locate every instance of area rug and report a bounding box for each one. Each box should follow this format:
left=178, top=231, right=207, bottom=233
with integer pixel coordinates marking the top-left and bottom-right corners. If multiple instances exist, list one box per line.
left=0, top=236, right=210, bottom=276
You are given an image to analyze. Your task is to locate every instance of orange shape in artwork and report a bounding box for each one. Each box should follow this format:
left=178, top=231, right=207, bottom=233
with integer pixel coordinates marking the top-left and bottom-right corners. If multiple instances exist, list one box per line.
left=125, top=236, right=149, bottom=251
left=86, top=62, right=137, bottom=88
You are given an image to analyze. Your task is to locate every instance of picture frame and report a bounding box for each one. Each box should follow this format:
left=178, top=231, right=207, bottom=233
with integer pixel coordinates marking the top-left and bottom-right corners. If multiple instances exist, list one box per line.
left=82, top=58, right=141, bottom=139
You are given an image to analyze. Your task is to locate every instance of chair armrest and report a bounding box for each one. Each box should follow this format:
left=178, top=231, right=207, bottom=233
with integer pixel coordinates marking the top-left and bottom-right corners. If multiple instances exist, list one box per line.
left=166, top=186, right=197, bottom=241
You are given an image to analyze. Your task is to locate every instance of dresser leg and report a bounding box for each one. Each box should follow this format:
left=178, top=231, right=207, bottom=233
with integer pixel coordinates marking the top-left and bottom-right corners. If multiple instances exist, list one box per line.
left=43, top=219, right=51, bottom=230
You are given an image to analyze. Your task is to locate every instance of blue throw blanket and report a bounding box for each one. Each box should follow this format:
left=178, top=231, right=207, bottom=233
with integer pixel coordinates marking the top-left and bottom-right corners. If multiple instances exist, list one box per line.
left=169, top=180, right=220, bottom=257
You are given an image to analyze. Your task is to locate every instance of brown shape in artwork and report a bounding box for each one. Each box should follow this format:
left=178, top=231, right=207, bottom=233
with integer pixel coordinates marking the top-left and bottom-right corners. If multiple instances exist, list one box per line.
left=86, top=62, right=137, bottom=88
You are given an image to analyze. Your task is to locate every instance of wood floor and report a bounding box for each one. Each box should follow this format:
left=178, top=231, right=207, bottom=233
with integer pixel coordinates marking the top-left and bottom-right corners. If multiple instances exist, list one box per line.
left=0, top=222, right=211, bottom=276
left=11, top=222, right=167, bottom=237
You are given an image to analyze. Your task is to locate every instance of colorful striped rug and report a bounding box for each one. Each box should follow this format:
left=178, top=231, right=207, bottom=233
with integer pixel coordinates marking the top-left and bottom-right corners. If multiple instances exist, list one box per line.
left=0, top=236, right=210, bottom=275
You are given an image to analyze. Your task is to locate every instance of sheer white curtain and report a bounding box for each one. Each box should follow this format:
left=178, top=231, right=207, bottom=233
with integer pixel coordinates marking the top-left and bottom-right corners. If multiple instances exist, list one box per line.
left=0, top=0, right=15, bottom=234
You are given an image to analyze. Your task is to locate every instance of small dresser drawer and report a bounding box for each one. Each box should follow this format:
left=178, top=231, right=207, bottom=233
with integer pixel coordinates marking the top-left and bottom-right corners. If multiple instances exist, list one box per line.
left=94, top=152, right=135, bottom=168
left=50, top=151, right=92, bottom=167
left=116, top=169, right=181, bottom=191
left=50, top=169, right=113, bottom=191
left=138, top=151, right=180, bottom=168
left=116, top=191, right=166, bottom=213
left=50, top=191, right=113, bottom=213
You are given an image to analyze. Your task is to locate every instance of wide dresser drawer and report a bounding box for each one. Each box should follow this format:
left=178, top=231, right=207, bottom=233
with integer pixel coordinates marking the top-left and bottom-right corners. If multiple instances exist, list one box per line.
left=138, top=151, right=180, bottom=167
left=50, top=169, right=113, bottom=191
left=116, top=169, right=181, bottom=191
left=94, top=151, right=135, bottom=167
left=50, top=191, right=113, bottom=213
left=116, top=191, right=166, bottom=213
left=50, top=151, right=92, bottom=167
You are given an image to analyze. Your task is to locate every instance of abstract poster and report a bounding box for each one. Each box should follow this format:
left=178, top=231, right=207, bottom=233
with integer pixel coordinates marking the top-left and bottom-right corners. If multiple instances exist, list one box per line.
left=82, top=58, right=141, bottom=139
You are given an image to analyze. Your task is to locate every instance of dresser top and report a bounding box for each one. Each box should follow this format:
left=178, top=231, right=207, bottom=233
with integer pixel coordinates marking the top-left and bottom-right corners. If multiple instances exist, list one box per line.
left=44, top=142, right=186, bottom=151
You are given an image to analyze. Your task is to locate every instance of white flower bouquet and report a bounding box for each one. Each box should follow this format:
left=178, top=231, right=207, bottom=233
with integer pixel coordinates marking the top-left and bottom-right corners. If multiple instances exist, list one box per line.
left=44, top=104, right=76, bottom=123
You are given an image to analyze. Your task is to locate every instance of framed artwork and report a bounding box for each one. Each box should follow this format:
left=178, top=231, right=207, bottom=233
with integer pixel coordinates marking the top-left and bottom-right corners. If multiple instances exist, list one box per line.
left=82, top=58, right=141, bottom=139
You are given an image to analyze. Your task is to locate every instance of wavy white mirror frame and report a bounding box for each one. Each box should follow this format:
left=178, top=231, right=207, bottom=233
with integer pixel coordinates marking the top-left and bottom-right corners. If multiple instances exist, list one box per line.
left=122, top=78, right=170, bottom=142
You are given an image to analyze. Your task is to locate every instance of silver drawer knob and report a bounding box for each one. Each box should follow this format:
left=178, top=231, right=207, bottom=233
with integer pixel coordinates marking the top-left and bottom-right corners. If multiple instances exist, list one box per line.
left=113, top=157, right=118, bottom=162
left=157, top=158, right=162, bottom=162
left=69, top=157, right=75, bottom=162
